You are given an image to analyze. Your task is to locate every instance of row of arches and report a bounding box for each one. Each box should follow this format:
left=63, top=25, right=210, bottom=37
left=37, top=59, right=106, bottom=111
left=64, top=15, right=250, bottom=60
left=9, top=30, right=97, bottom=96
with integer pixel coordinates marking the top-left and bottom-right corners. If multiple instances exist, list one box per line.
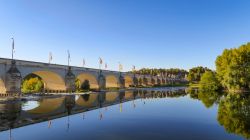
left=0, top=69, right=170, bottom=95
left=19, top=71, right=135, bottom=92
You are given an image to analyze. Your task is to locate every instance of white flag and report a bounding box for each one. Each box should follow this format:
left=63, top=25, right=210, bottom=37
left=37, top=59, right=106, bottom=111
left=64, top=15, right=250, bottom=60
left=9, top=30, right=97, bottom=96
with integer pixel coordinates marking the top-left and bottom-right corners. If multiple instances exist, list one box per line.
left=119, top=63, right=123, bottom=71
left=99, top=57, right=103, bottom=64
left=83, top=59, right=85, bottom=67
left=105, top=63, right=108, bottom=69
left=132, top=65, right=136, bottom=71
left=49, top=52, right=53, bottom=63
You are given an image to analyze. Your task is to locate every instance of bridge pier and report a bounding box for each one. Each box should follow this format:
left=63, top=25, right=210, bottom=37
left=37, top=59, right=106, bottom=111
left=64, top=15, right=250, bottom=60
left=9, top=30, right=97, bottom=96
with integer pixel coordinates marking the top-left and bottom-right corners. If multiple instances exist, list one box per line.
left=151, top=77, right=156, bottom=86
left=5, top=60, right=22, bottom=96
left=65, top=95, right=76, bottom=115
left=157, top=78, right=161, bottom=85
left=133, top=76, right=138, bottom=87
left=65, top=67, right=76, bottom=93
left=118, top=74, right=125, bottom=89
left=98, top=70, right=106, bottom=90
left=142, top=77, right=148, bottom=86
left=98, top=93, right=106, bottom=107
left=162, top=78, right=166, bottom=85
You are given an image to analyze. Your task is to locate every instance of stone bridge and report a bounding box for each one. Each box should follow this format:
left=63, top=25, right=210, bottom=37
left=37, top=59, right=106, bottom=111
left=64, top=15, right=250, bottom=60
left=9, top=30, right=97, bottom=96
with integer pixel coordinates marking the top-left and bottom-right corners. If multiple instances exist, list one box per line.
left=0, top=58, right=184, bottom=95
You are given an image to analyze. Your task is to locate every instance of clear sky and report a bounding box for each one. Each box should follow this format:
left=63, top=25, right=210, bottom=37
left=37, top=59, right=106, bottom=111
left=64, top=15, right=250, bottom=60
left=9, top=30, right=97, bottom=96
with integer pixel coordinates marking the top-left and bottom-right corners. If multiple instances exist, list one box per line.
left=0, top=0, right=250, bottom=71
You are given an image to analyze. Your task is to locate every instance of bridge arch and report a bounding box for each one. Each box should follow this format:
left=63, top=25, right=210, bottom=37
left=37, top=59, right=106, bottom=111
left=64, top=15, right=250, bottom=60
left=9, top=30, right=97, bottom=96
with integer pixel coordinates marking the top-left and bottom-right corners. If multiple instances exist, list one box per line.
left=76, top=94, right=98, bottom=107
left=125, top=91, right=134, bottom=100
left=106, top=75, right=119, bottom=88
left=124, top=75, right=133, bottom=88
left=77, top=73, right=99, bottom=89
left=151, top=78, right=156, bottom=85
left=106, top=92, right=119, bottom=102
left=138, top=77, right=143, bottom=86
left=0, top=78, right=6, bottom=94
left=143, top=77, right=148, bottom=86
left=162, top=79, right=166, bottom=84
left=22, top=71, right=66, bottom=91
left=26, top=96, right=65, bottom=114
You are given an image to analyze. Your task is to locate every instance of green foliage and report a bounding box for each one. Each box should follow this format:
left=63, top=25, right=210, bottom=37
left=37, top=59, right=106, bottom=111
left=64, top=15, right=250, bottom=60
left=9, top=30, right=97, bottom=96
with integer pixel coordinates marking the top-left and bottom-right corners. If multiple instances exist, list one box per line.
left=197, top=91, right=222, bottom=108
left=218, top=94, right=250, bottom=139
left=75, top=78, right=81, bottom=91
left=187, top=66, right=211, bottom=83
left=186, top=87, right=222, bottom=108
left=199, top=71, right=221, bottom=91
left=22, top=74, right=44, bottom=93
left=216, top=43, right=250, bottom=92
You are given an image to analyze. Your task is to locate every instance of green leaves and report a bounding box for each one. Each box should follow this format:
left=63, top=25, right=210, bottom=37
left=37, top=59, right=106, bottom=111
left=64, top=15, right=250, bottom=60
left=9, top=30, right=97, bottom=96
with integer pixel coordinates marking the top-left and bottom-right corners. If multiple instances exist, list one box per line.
left=216, top=43, right=250, bottom=92
left=22, top=75, right=43, bottom=93
left=199, top=71, right=221, bottom=92
left=187, top=66, right=211, bottom=83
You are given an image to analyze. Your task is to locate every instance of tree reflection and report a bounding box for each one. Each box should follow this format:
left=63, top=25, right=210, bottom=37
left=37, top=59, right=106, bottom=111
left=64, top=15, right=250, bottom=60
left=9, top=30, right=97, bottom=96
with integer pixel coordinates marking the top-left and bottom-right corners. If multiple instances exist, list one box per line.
left=217, top=94, right=250, bottom=139
left=187, top=87, right=199, bottom=100
left=187, top=87, right=222, bottom=108
left=197, top=91, right=222, bottom=108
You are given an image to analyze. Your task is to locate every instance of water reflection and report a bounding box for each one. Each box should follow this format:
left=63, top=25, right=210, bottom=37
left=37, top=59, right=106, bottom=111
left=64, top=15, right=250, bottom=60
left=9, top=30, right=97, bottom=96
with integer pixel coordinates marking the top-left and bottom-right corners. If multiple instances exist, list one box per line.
left=187, top=88, right=250, bottom=139
left=0, top=88, right=187, bottom=132
left=187, top=88, right=222, bottom=108
left=1, top=88, right=250, bottom=140
left=218, top=94, right=250, bottom=139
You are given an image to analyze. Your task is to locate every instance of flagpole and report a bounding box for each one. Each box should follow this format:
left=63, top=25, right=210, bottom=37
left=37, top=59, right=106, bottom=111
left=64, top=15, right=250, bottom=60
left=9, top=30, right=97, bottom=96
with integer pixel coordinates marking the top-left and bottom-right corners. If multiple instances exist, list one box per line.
left=11, top=38, right=14, bottom=60
left=67, top=50, right=70, bottom=66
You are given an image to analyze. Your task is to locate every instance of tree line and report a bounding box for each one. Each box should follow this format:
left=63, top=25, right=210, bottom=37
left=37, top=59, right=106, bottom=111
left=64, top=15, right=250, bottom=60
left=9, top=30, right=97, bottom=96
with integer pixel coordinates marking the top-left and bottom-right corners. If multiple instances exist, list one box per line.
left=132, top=68, right=188, bottom=79
left=191, top=43, right=250, bottom=93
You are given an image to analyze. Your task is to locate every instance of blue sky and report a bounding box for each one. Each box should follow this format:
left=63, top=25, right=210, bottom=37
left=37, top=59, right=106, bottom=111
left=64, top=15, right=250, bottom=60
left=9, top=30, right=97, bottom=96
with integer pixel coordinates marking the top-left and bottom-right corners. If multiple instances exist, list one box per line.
left=0, top=0, right=250, bottom=71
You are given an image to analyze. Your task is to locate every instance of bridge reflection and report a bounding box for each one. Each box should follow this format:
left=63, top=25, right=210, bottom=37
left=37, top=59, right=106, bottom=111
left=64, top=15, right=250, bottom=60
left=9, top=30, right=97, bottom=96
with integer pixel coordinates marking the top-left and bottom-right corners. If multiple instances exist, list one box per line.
left=0, top=88, right=187, bottom=132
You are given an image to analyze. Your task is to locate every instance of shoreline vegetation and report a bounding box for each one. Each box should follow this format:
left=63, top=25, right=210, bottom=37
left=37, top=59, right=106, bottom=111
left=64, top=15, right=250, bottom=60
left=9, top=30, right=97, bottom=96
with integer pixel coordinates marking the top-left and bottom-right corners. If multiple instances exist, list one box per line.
left=188, top=43, right=250, bottom=94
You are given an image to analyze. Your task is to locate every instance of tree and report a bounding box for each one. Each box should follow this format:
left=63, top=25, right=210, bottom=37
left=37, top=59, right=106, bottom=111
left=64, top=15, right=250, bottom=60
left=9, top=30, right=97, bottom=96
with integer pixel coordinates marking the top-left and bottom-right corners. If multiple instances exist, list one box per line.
left=22, top=74, right=44, bottom=93
left=199, top=71, right=221, bottom=91
left=187, top=66, right=211, bottom=83
left=216, top=43, right=250, bottom=92
left=75, top=78, right=81, bottom=91
left=218, top=94, right=250, bottom=139
left=197, top=91, right=222, bottom=108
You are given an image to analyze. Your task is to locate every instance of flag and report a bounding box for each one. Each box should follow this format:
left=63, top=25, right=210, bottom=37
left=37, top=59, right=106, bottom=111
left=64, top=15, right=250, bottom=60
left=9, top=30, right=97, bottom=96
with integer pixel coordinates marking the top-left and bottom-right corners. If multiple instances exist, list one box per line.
left=132, top=65, right=136, bottom=71
left=49, top=52, right=53, bottom=63
left=119, top=63, right=123, bottom=71
left=99, top=57, right=103, bottom=64
left=82, top=59, right=85, bottom=67
left=105, top=63, right=108, bottom=69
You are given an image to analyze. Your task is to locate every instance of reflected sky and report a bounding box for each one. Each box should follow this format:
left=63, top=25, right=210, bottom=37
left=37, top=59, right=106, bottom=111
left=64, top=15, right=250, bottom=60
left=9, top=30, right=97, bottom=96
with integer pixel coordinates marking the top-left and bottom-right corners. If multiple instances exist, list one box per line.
left=22, top=101, right=40, bottom=111
left=0, top=88, right=246, bottom=140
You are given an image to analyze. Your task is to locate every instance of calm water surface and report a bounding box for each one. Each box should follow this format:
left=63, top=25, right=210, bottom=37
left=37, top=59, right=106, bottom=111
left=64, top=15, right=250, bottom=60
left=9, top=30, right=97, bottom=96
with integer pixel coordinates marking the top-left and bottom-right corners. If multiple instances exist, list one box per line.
left=0, top=87, right=248, bottom=140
